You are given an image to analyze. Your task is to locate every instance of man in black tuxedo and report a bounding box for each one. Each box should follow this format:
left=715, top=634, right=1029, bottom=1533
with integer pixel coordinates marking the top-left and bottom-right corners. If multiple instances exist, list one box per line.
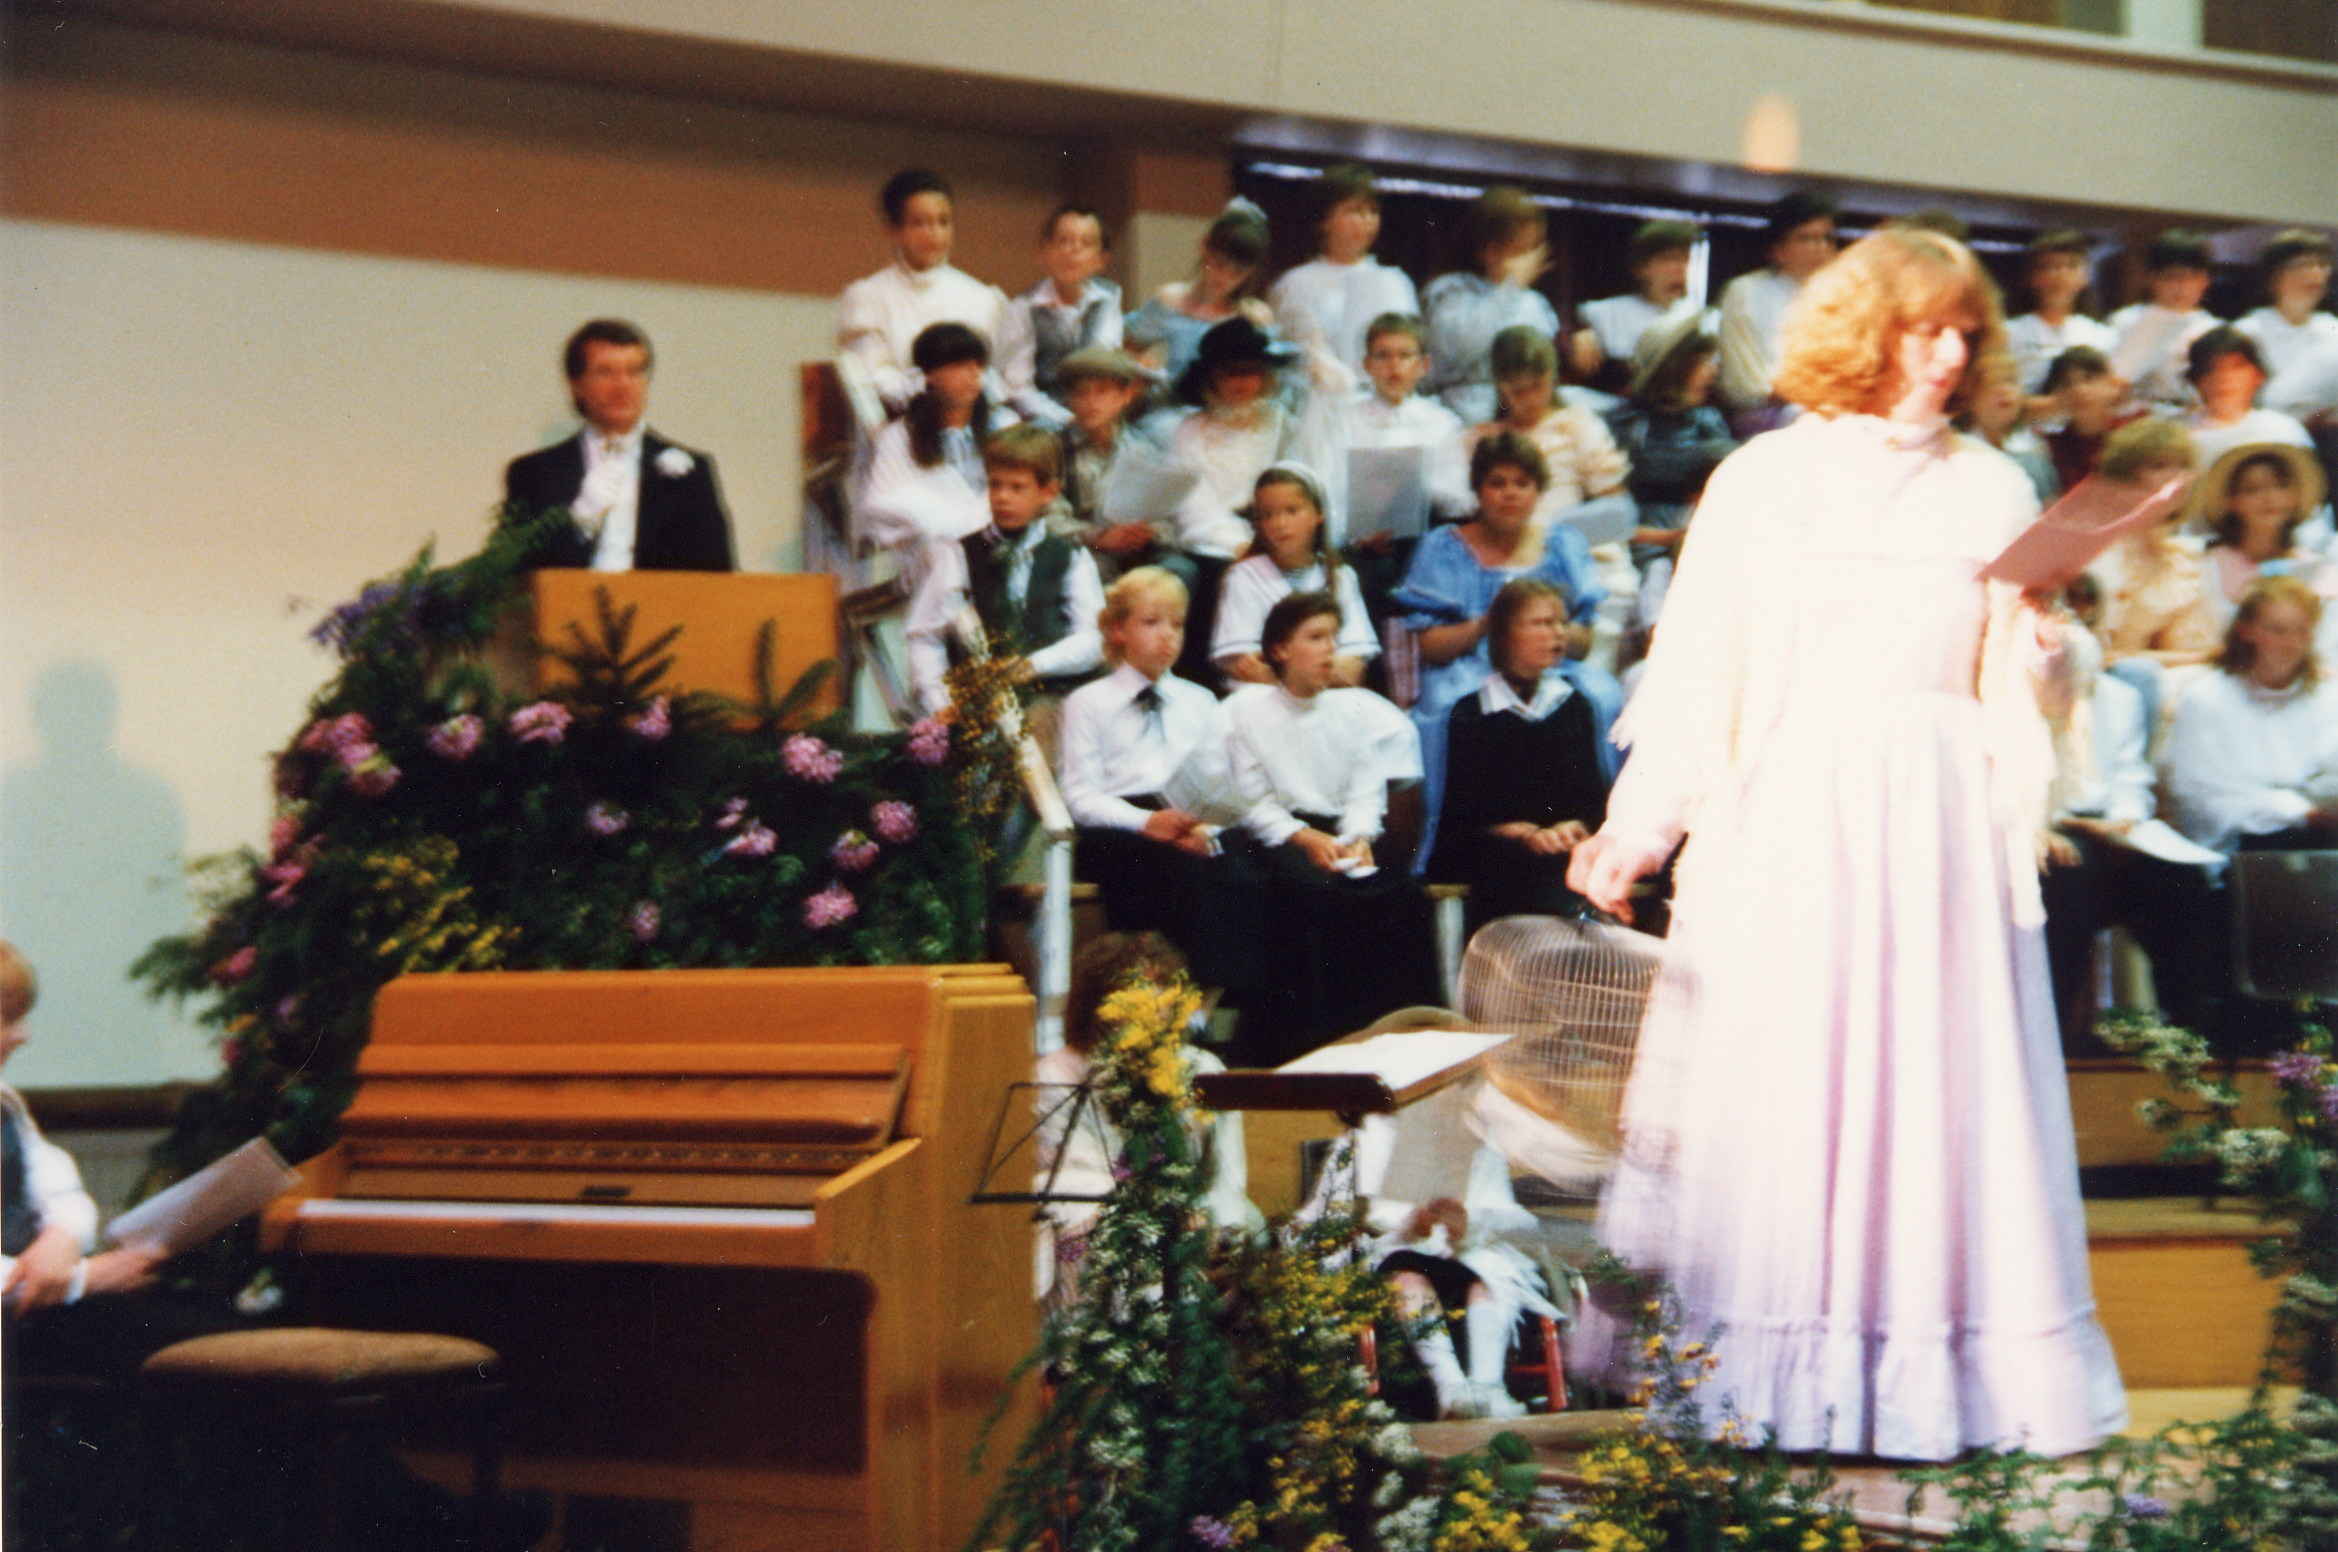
left=503, top=319, right=737, bottom=571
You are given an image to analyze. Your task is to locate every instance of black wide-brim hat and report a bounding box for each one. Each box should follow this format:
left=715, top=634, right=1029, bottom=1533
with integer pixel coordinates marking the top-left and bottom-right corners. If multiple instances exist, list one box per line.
left=1175, top=316, right=1296, bottom=406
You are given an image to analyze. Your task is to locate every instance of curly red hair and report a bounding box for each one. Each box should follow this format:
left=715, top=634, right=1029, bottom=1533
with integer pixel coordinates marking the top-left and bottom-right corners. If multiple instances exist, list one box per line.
left=1773, top=228, right=2008, bottom=419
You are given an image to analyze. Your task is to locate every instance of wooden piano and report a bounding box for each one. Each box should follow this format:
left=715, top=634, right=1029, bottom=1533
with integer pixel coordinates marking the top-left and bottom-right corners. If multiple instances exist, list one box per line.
left=261, top=965, right=1037, bottom=1552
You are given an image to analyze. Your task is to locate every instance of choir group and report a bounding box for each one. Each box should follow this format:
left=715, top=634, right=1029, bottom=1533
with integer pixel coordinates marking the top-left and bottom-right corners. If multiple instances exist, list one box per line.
left=517, top=160, right=2338, bottom=1069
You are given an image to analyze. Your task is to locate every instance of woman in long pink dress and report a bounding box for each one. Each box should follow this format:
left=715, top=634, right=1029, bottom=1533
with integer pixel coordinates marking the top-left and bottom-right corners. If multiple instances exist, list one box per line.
left=1569, top=228, right=2127, bottom=1460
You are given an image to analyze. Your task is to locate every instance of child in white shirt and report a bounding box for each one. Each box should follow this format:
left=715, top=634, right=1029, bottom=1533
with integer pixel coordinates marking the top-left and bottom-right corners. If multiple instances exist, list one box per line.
left=1572, top=219, right=1701, bottom=393
left=1423, top=187, right=1561, bottom=425
left=1267, top=163, right=1420, bottom=385
left=2006, top=228, right=2115, bottom=404
left=1716, top=190, right=1837, bottom=430
left=857, top=322, right=1015, bottom=553
left=2107, top=230, right=2219, bottom=416
left=1337, top=313, right=1472, bottom=549
left=1060, top=569, right=1266, bottom=1006
left=2181, top=326, right=2317, bottom=474
left=995, top=204, right=1124, bottom=428
left=2238, top=229, right=2338, bottom=423
left=1228, top=593, right=1438, bottom=1065
left=836, top=169, right=1008, bottom=414
left=1213, top=463, right=1379, bottom=686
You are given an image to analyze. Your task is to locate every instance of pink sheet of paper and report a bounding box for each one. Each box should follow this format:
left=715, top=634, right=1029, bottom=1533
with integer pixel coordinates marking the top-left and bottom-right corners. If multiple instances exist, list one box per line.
left=1980, top=474, right=2191, bottom=590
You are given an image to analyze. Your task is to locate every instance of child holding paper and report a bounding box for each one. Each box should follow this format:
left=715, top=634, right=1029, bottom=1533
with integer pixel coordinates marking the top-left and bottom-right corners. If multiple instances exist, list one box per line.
left=2107, top=231, right=2218, bottom=415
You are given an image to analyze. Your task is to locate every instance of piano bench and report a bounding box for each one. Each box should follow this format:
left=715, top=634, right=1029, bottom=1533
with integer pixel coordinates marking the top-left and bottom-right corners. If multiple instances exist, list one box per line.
left=137, top=1327, right=508, bottom=1552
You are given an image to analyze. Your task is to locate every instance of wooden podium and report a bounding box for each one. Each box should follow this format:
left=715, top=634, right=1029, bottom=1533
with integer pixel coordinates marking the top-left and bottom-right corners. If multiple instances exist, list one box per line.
left=530, top=570, right=841, bottom=713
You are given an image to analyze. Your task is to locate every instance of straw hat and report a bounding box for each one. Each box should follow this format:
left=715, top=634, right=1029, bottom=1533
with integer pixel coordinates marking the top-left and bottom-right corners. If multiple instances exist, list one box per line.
left=2189, top=441, right=2328, bottom=535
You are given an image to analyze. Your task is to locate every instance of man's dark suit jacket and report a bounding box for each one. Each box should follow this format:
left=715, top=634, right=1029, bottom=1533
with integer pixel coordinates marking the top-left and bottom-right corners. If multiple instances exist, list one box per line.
left=502, top=429, right=737, bottom=572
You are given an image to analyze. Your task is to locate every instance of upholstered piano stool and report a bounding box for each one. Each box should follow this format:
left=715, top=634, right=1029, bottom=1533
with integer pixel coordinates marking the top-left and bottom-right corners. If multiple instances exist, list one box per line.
left=137, top=1326, right=505, bottom=1552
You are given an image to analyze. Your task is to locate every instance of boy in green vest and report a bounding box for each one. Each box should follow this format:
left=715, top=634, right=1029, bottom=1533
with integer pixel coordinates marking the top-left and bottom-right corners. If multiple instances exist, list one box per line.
left=906, top=424, right=1106, bottom=719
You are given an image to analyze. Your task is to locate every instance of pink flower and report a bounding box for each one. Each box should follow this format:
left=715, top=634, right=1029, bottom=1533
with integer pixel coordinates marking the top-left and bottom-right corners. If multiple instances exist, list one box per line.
left=805, top=885, right=858, bottom=928
left=724, top=821, right=777, bottom=857
left=211, top=945, right=257, bottom=985
left=218, top=1037, right=244, bottom=1070
left=831, top=831, right=880, bottom=873
left=427, top=714, right=484, bottom=760
left=626, top=901, right=661, bottom=942
left=509, top=701, right=573, bottom=745
left=272, top=995, right=299, bottom=1030
left=260, top=857, right=307, bottom=905
left=713, top=797, right=747, bottom=830
left=871, top=801, right=917, bottom=844
left=626, top=696, right=672, bottom=741
left=585, top=801, right=630, bottom=837
left=299, top=711, right=373, bottom=759
left=346, top=755, right=400, bottom=798
left=907, top=717, right=950, bottom=766
left=268, top=814, right=302, bottom=858
left=783, top=734, right=843, bottom=783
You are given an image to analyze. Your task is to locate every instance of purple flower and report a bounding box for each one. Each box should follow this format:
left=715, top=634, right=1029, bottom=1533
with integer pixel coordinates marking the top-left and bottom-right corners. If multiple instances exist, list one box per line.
left=2122, top=1494, right=2170, bottom=1521
left=2269, top=1050, right=2323, bottom=1087
left=783, top=734, right=844, bottom=783
left=211, top=946, right=257, bottom=986
left=724, top=821, right=777, bottom=858
left=427, top=714, right=484, bottom=761
left=713, top=797, right=747, bottom=830
left=831, top=831, right=880, bottom=873
left=626, top=696, right=672, bottom=741
left=907, top=717, right=950, bottom=766
left=586, top=801, right=630, bottom=837
left=626, top=901, right=661, bottom=943
left=272, top=995, right=299, bottom=1030
left=871, top=801, right=918, bottom=844
left=346, top=755, right=400, bottom=798
left=1190, top=1517, right=1237, bottom=1550
left=509, top=701, right=573, bottom=745
left=268, top=814, right=302, bottom=858
left=2319, top=1086, right=2338, bottom=1122
left=804, top=885, right=858, bottom=929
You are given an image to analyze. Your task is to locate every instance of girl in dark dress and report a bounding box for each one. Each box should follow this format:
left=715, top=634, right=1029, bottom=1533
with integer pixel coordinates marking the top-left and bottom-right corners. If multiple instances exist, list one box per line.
left=1427, top=577, right=1611, bottom=930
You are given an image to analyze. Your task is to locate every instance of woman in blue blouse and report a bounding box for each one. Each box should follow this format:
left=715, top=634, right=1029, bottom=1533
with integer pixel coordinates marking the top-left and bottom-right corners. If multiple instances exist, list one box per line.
left=1394, top=431, right=1620, bottom=865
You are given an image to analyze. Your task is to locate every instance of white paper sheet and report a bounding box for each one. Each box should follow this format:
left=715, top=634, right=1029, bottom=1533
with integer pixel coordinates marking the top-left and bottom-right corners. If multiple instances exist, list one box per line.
left=106, top=1137, right=298, bottom=1256
left=1099, top=437, right=1200, bottom=525
left=1346, top=445, right=1433, bottom=542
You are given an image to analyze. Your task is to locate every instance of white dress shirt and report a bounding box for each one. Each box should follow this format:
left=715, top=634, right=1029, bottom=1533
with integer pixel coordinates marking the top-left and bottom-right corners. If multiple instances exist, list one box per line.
left=1058, top=664, right=1231, bottom=832
left=1268, top=256, right=1421, bottom=376
left=1229, top=684, right=1395, bottom=846
left=2107, top=303, right=2217, bottom=412
left=836, top=259, right=1009, bottom=409
left=1335, top=391, right=1472, bottom=545
left=573, top=424, right=645, bottom=571
left=1476, top=669, right=1576, bottom=723
left=2159, top=670, right=2338, bottom=852
left=1210, top=557, right=1380, bottom=664
left=857, top=416, right=1004, bottom=552
left=2182, top=405, right=2316, bottom=475
left=1579, top=293, right=1671, bottom=365
left=904, top=524, right=1106, bottom=712
left=1716, top=269, right=1802, bottom=411
left=2006, top=312, right=2116, bottom=395
left=2237, top=307, right=2338, bottom=420
left=1, top=1089, right=99, bottom=1294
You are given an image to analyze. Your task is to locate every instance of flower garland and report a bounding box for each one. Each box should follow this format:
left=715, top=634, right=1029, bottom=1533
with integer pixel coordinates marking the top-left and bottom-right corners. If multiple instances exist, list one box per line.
left=134, top=507, right=988, bottom=1205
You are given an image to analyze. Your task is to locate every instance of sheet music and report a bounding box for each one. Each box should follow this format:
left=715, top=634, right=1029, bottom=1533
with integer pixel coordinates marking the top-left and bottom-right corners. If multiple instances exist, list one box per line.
left=2110, top=818, right=2228, bottom=873
left=1099, top=437, right=1200, bottom=525
left=1558, top=499, right=1636, bottom=550
left=1347, top=445, right=1432, bottom=542
left=1278, top=1031, right=1511, bottom=1093
left=1980, top=473, right=2191, bottom=590
left=107, top=1137, right=298, bottom=1256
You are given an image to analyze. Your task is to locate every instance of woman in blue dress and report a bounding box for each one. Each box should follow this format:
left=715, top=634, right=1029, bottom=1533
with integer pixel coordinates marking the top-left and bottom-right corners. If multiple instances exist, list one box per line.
left=1394, top=430, right=1621, bottom=865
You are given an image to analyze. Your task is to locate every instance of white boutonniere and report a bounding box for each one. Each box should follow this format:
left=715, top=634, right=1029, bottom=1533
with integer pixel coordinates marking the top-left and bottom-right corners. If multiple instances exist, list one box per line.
left=655, top=447, right=695, bottom=478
